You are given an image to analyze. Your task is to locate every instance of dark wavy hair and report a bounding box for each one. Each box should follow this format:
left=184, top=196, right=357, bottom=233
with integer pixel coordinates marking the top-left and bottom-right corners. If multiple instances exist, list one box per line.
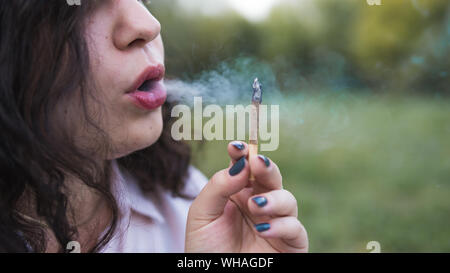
left=0, top=0, right=191, bottom=252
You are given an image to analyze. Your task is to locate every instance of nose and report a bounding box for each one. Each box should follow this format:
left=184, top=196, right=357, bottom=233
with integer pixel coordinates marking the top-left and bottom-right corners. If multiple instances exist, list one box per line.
left=112, top=1, right=161, bottom=50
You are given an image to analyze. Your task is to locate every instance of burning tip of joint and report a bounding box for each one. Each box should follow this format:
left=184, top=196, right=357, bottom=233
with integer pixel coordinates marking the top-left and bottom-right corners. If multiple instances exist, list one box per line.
left=252, top=78, right=263, bottom=104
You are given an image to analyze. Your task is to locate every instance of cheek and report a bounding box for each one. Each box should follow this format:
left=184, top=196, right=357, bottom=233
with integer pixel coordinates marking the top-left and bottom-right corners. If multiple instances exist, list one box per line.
left=82, top=65, right=165, bottom=160
left=68, top=87, right=164, bottom=160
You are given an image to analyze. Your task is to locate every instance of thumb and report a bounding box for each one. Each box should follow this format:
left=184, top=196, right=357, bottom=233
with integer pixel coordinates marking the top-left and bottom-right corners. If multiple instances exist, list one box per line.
left=187, top=157, right=249, bottom=229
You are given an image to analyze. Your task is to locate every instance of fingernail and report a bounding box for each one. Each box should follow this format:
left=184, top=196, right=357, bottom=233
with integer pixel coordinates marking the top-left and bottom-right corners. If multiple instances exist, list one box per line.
left=258, top=155, right=270, bottom=167
left=231, top=141, right=245, bottom=150
left=229, top=157, right=246, bottom=176
left=252, top=196, right=268, bottom=207
left=255, top=223, right=271, bottom=232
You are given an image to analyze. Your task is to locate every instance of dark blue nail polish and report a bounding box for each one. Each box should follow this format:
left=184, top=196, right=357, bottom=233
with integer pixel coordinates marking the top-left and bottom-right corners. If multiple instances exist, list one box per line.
left=231, top=141, right=245, bottom=150
left=258, top=155, right=270, bottom=167
left=255, top=223, right=271, bottom=232
left=229, top=157, right=245, bottom=176
left=252, top=196, right=268, bottom=207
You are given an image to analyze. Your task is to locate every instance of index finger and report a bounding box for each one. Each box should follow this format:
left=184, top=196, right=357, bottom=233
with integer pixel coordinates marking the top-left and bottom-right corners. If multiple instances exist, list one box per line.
left=249, top=155, right=283, bottom=192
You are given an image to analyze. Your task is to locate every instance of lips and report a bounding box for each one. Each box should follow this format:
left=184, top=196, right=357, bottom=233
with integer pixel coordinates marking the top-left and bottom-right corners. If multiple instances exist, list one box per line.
left=126, top=64, right=167, bottom=111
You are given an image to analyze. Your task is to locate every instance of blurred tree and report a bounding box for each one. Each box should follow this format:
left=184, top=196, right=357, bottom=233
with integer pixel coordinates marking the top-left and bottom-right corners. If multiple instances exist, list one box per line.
left=351, top=0, right=449, bottom=93
left=149, top=0, right=449, bottom=94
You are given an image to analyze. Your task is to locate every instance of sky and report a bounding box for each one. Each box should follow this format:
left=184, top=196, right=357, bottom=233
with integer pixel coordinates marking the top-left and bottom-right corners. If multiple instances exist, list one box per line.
left=227, top=0, right=281, bottom=21
left=176, top=0, right=285, bottom=21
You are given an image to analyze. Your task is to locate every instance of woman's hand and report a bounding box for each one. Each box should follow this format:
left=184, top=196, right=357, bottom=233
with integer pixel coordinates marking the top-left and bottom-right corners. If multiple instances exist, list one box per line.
left=185, top=141, right=308, bottom=253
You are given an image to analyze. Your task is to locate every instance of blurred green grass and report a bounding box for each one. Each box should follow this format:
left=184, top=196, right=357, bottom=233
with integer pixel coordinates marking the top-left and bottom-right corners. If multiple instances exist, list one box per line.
left=189, top=93, right=450, bottom=252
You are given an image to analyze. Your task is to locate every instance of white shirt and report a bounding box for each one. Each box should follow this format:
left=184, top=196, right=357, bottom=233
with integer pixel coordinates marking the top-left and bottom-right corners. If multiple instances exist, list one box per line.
left=100, top=160, right=209, bottom=253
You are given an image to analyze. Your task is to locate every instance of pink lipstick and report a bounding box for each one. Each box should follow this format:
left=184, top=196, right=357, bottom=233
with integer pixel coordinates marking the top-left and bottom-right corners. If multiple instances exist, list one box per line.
left=126, top=64, right=167, bottom=111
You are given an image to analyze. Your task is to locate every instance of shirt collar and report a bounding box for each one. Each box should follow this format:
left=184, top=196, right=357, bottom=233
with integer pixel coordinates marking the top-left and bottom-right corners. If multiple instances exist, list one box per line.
left=110, top=160, right=165, bottom=224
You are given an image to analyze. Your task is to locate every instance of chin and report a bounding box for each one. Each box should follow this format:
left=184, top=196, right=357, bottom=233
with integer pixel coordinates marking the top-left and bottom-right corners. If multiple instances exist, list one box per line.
left=109, top=108, right=164, bottom=160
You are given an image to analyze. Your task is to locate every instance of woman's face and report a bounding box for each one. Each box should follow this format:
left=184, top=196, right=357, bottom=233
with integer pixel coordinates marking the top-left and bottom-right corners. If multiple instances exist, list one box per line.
left=79, top=0, right=165, bottom=159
